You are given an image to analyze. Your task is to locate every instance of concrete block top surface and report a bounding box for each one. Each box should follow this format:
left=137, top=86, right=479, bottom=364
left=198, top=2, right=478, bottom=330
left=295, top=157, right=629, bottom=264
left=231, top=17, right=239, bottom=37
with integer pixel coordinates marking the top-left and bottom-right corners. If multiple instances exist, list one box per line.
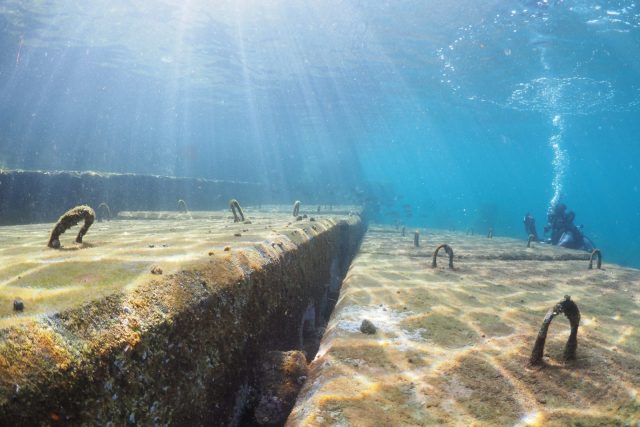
left=0, top=205, right=359, bottom=328
left=288, top=225, right=640, bottom=426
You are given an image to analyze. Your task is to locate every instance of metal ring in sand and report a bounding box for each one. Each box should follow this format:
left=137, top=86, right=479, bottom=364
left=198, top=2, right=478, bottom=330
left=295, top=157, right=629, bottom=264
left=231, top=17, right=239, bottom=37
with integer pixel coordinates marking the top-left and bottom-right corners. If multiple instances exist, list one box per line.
left=414, top=231, right=420, bottom=247
left=588, top=249, right=602, bottom=270
left=487, top=228, right=493, bottom=239
left=47, top=205, right=95, bottom=249
left=229, top=199, right=245, bottom=222
left=431, top=244, right=454, bottom=269
left=293, top=200, right=301, bottom=217
left=529, top=295, right=580, bottom=366
left=177, top=199, right=188, bottom=213
left=527, top=234, right=535, bottom=248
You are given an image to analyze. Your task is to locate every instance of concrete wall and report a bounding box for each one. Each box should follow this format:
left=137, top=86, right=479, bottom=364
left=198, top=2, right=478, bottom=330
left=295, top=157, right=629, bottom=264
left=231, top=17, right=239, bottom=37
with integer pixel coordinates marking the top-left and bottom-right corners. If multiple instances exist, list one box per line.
left=0, top=214, right=366, bottom=426
left=0, top=170, right=266, bottom=225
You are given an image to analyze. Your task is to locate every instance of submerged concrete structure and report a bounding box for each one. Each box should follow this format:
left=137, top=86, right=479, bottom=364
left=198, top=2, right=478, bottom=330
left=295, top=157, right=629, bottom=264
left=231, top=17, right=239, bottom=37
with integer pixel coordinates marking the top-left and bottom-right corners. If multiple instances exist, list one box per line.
left=0, top=207, right=365, bottom=425
left=288, top=227, right=640, bottom=426
left=2, top=214, right=639, bottom=425
left=0, top=170, right=267, bottom=225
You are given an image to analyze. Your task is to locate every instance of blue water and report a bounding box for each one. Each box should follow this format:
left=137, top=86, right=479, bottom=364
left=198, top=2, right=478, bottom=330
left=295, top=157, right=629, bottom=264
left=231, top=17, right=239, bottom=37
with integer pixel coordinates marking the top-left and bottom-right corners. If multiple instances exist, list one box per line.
left=0, top=1, right=639, bottom=267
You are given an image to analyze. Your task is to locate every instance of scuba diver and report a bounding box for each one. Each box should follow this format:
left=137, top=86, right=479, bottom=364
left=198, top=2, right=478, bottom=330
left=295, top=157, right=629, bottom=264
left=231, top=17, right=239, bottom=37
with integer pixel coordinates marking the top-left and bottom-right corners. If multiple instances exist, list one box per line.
left=523, top=203, right=595, bottom=252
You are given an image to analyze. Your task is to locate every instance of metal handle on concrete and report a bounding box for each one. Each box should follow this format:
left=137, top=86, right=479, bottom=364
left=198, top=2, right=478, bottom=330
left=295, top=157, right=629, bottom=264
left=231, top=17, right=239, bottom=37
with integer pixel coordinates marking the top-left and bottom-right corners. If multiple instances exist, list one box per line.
left=177, top=199, right=188, bottom=213
left=47, top=205, right=96, bottom=248
left=230, top=199, right=245, bottom=222
left=527, top=234, right=535, bottom=248
left=529, top=295, right=580, bottom=366
left=97, top=202, right=111, bottom=222
left=431, top=244, right=454, bottom=269
left=293, top=200, right=301, bottom=217
left=414, top=231, right=420, bottom=247
left=588, top=249, right=602, bottom=270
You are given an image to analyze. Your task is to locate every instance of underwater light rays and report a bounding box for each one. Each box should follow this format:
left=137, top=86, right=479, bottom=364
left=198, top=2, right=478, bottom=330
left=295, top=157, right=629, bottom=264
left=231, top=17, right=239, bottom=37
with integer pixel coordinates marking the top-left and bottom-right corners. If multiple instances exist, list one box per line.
left=230, top=3, right=285, bottom=193
left=237, top=3, right=356, bottom=195
left=158, top=0, right=196, bottom=177
left=298, top=3, right=396, bottom=191
left=1, top=30, right=83, bottom=171
left=341, top=9, right=473, bottom=211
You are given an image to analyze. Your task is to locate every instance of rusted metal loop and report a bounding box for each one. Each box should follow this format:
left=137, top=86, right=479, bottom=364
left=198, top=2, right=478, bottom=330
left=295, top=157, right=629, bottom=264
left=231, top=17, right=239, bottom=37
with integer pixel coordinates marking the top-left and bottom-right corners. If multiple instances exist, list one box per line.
left=229, top=199, right=245, bottom=222
left=487, top=228, right=493, bottom=239
left=431, top=244, right=454, bottom=269
left=414, top=231, right=420, bottom=247
left=293, top=200, right=301, bottom=217
left=529, top=295, right=580, bottom=366
left=48, top=205, right=95, bottom=249
left=97, top=202, right=111, bottom=222
left=177, top=199, right=188, bottom=213
left=527, top=234, right=535, bottom=248
left=588, top=249, right=602, bottom=270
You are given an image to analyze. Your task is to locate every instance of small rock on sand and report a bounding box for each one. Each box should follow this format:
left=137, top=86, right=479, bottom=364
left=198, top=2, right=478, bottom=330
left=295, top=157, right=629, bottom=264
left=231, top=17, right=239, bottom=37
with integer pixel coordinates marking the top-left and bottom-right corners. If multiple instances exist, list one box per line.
left=360, top=319, right=377, bottom=334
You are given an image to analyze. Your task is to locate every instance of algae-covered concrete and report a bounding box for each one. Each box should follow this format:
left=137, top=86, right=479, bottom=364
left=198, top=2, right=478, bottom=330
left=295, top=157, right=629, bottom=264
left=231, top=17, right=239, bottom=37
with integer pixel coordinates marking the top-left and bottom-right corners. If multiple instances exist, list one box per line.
left=288, top=226, right=640, bottom=426
left=0, top=206, right=365, bottom=425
